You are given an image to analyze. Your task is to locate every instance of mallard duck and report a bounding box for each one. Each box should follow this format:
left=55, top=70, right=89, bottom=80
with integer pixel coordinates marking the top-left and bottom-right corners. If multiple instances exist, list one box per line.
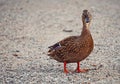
left=48, top=10, right=94, bottom=73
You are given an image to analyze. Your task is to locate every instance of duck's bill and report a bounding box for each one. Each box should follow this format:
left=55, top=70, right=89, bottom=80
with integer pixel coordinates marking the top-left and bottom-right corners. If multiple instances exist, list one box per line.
left=85, top=17, right=90, bottom=23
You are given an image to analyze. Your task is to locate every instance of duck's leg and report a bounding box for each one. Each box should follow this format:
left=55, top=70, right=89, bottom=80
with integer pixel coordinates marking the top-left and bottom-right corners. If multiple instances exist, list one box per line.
left=64, top=62, right=69, bottom=73
left=75, top=62, right=88, bottom=73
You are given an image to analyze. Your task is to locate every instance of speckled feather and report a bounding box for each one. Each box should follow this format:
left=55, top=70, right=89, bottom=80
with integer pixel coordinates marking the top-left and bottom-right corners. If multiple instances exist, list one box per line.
left=48, top=29, right=93, bottom=63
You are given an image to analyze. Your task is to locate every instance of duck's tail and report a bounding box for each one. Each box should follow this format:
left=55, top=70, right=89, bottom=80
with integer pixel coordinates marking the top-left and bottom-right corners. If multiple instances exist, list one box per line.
left=48, top=42, right=61, bottom=56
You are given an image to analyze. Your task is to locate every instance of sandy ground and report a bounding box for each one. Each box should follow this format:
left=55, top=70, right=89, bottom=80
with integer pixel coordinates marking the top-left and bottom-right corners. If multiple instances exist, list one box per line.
left=0, top=0, right=120, bottom=84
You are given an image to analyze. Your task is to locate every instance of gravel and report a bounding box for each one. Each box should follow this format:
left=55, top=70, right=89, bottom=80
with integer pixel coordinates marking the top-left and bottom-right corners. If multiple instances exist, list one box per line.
left=0, top=0, right=120, bottom=84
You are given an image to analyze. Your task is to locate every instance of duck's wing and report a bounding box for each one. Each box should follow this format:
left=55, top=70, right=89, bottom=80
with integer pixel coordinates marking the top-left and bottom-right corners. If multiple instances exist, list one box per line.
left=48, top=36, right=82, bottom=62
left=48, top=36, right=78, bottom=53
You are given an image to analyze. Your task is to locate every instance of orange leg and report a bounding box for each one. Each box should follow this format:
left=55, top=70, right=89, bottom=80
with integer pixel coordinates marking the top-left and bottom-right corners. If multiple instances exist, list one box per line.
left=64, top=62, right=69, bottom=73
left=75, top=62, right=89, bottom=73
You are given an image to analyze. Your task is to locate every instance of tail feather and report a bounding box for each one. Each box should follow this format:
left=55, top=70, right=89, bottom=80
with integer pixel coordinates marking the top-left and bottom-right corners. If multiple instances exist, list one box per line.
left=48, top=43, right=61, bottom=56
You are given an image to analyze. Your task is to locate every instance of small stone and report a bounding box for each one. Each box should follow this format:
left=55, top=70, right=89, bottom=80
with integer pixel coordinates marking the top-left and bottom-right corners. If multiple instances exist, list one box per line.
left=91, top=64, right=97, bottom=67
left=13, top=54, right=18, bottom=57
left=16, top=50, right=20, bottom=52
left=97, top=64, right=103, bottom=69
left=63, top=29, right=73, bottom=32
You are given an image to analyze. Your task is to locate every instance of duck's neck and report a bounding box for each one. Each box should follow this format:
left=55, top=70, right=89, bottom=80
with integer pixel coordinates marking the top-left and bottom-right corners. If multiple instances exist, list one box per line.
left=81, top=23, right=90, bottom=36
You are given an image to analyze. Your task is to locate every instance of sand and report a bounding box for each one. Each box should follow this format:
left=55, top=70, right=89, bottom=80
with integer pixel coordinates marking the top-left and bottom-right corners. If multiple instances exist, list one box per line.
left=0, top=0, right=120, bottom=84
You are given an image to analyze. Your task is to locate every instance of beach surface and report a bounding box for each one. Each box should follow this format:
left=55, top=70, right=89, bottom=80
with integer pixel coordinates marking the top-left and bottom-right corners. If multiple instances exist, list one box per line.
left=0, top=0, right=120, bottom=83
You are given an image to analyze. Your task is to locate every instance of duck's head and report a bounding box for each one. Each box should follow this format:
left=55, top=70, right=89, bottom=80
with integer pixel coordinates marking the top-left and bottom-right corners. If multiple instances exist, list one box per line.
left=82, top=10, right=92, bottom=25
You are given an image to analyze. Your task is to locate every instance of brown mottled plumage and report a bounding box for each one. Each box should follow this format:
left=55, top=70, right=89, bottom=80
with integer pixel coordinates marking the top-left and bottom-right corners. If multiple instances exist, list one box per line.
left=48, top=10, right=94, bottom=73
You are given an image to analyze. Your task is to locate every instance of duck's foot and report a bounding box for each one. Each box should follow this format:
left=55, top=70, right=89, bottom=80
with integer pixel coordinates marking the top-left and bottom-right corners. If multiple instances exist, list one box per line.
left=64, top=69, right=69, bottom=73
left=75, top=68, right=89, bottom=73
left=64, top=61, right=69, bottom=74
left=75, top=62, right=89, bottom=73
